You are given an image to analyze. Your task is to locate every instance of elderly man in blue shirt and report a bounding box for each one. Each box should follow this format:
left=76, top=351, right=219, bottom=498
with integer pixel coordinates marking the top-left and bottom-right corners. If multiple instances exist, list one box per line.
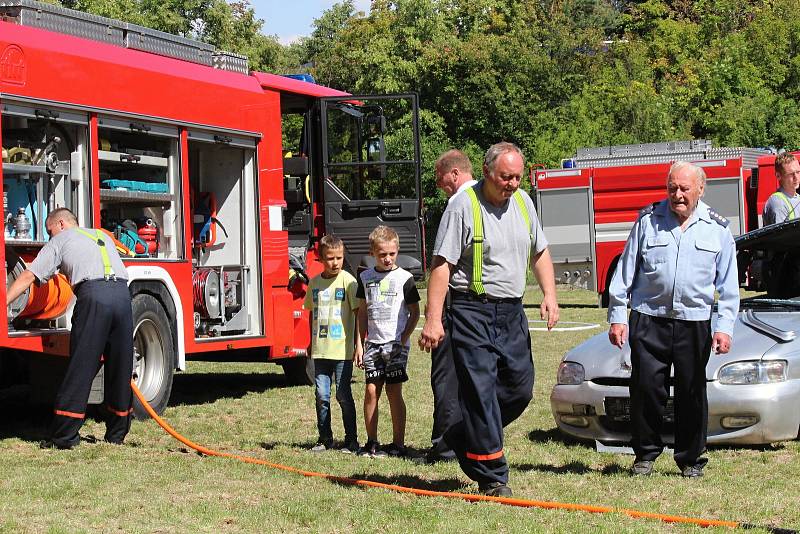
left=607, top=161, right=739, bottom=478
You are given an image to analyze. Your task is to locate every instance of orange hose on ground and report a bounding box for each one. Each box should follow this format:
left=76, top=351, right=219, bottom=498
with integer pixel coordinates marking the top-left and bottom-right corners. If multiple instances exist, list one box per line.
left=130, top=380, right=796, bottom=532
left=19, top=274, right=73, bottom=320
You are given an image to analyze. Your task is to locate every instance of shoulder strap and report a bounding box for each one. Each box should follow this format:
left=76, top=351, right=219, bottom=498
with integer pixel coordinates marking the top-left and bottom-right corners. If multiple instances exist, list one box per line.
left=75, top=228, right=115, bottom=278
left=706, top=207, right=730, bottom=227
left=638, top=202, right=658, bottom=219
left=774, top=191, right=798, bottom=220
left=464, top=187, right=486, bottom=295
left=465, top=188, right=536, bottom=296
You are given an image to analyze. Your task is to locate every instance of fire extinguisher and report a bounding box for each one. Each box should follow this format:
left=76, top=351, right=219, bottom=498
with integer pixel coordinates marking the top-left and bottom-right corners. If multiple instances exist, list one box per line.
left=136, top=218, right=159, bottom=256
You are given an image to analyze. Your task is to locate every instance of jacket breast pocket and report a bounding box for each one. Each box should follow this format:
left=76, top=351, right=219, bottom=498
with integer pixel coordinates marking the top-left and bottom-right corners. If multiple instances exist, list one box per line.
left=642, top=237, right=670, bottom=271
left=694, top=239, right=720, bottom=276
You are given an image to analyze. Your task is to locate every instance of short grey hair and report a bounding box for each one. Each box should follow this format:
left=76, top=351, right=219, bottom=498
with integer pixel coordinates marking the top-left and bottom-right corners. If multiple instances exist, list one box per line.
left=668, top=161, right=706, bottom=187
left=484, top=142, right=525, bottom=173
left=45, top=207, right=78, bottom=226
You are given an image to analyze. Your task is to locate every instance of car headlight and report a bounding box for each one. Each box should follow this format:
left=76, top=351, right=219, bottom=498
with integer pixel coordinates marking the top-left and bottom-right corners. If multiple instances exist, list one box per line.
left=718, top=360, right=787, bottom=385
left=557, top=361, right=585, bottom=385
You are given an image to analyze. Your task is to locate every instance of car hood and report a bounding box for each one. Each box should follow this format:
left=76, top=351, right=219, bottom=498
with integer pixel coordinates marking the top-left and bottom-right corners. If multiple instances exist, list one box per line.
left=564, top=312, right=797, bottom=381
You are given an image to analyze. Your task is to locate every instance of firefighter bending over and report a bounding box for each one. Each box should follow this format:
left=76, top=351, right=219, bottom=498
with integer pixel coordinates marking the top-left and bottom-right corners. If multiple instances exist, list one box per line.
left=6, top=207, right=134, bottom=449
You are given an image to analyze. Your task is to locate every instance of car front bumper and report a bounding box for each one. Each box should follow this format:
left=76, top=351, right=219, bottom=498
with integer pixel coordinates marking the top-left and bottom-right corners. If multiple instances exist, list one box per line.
left=550, top=378, right=800, bottom=445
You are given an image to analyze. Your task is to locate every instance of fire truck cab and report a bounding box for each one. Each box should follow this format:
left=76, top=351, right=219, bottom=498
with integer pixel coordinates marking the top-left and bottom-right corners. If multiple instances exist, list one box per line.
left=0, top=0, right=423, bottom=416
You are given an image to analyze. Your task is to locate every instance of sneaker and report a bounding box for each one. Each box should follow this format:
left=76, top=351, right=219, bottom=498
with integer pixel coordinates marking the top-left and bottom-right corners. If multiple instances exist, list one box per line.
left=311, top=439, right=333, bottom=453
left=680, top=465, right=704, bottom=478
left=384, top=443, right=407, bottom=458
left=39, top=439, right=75, bottom=450
left=340, top=440, right=359, bottom=454
left=358, top=440, right=386, bottom=458
left=631, top=459, right=654, bottom=476
left=479, top=482, right=513, bottom=497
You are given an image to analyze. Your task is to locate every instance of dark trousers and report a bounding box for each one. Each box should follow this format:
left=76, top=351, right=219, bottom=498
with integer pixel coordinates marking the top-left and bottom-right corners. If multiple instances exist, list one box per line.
left=49, top=280, right=134, bottom=447
left=629, top=310, right=711, bottom=468
left=444, top=296, right=533, bottom=486
left=429, top=292, right=459, bottom=458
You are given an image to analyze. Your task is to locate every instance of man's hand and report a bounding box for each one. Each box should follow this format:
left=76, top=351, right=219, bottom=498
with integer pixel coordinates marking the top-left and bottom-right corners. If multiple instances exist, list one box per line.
left=418, top=318, right=445, bottom=352
left=540, top=293, right=559, bottom=330
left=609, top=323, right=628, bottom=348
left=711, top=332, right=731, bottom=354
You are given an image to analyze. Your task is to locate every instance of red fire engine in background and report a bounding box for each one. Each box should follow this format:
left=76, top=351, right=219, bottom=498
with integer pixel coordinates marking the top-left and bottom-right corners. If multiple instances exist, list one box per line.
left=0, top=0, right=424, bottom=416
left=534, top=140, right=788, bottom=306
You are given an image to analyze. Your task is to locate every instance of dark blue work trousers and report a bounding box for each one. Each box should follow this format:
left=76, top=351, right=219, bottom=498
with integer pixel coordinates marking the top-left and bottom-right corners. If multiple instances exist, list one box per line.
left=444, top=295, right=533, bottom=486
left=50, top=279, right=134, bottom=447
left=629, top=310, right=711, bottom=469
left=429, top=293, right=459, bottom=458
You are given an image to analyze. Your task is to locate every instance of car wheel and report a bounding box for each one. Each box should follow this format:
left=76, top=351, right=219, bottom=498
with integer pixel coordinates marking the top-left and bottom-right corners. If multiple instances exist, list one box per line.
left=131, top=293, right=175, bottom=418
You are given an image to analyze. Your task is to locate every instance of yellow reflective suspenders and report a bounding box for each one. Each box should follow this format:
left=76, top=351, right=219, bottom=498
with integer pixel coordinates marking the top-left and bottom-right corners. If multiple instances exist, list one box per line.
left=775, top=191, right=798, bottom=220
left=75, top=228, right=115, bottom=279
left=464, top=187, right=534, bottom=295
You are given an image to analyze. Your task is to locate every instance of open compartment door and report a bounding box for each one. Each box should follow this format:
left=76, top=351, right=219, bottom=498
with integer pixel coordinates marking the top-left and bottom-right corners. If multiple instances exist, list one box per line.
left=319, top=94, right=423, bottom=278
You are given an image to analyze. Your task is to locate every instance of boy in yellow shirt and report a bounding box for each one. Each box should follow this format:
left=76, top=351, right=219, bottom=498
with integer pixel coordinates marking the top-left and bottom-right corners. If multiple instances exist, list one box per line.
left=304, top=235, right=362, bottom=452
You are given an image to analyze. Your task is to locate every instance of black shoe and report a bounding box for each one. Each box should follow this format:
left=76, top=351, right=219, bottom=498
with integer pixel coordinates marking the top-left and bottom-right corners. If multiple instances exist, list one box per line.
left=479, top=482, right=513, bottom=497
left=357, top=440, right=386, bottom=458
left=384, top=443, right=408, bottom=458
left=631, top=459, right=654, bottom=476
left=340, top=440, right=359, bottom=454
left=39, top=439, right=75, bottom=450
left=680, top=465, right=704, bottom=478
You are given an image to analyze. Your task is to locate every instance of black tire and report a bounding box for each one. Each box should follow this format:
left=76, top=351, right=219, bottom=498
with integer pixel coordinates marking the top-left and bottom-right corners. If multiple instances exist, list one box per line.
left=131, top=293, right=175, bottom=419
left=281, top=357, right=314, bottom=386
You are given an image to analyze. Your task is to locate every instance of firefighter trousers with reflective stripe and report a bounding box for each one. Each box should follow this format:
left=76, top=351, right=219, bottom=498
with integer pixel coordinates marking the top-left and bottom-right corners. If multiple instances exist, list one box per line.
left=49, top=280, right=134, bottom=447
left=629, top=310, right=711, bottom=469
left=443, top=298, right=533, bottom=486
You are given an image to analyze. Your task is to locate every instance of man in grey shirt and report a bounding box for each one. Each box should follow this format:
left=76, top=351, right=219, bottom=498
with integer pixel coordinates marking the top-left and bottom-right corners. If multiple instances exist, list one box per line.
left=762, top=152, right=800, bottom=226
left=6, top=207, right=133, bottom=449
left=419, top=142, right=559, bottom=497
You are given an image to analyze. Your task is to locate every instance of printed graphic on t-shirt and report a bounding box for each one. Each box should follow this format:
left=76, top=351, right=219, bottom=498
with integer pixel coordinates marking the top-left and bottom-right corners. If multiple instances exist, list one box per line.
left=313, top=286, right=345, bottom=340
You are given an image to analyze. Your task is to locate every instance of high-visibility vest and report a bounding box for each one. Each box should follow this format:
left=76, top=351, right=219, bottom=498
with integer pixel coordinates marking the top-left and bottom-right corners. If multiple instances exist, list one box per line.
left=75, top=228, right=115, bottom=279
left=463, top=187, right=535, bottom=295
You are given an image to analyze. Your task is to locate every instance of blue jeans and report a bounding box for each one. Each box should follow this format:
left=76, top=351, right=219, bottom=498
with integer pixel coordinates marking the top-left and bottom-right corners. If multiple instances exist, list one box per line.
left=314, top=359, right=357, bottom=443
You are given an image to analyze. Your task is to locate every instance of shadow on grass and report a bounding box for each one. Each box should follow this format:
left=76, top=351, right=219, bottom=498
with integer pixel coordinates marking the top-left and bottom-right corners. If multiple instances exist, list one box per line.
left=330, top=472, right=469, bottom=494
left=527, top=428, right=590, bottom=448
left=169, top=370, right=300, bottom=407
left=512, top=461, right=627, bottom=476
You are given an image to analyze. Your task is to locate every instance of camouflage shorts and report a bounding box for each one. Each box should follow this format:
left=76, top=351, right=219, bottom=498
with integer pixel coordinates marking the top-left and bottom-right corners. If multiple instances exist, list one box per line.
left=363, top=341, right=409, bottom=384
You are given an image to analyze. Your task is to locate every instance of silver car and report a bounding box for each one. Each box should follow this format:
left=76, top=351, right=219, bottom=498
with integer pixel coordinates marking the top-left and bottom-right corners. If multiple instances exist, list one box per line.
left=551, top=218, right=800, bottom=445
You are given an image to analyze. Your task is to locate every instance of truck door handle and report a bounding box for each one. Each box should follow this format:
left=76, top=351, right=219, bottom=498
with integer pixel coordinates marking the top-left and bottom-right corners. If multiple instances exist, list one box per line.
left=380, top=202, right=401, bottom=215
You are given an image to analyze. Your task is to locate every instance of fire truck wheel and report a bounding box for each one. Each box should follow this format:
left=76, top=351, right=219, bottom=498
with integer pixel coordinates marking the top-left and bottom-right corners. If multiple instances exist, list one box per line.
left=131, top=293, right=175, bottom=418
left=280, top=357, right=314, bottom=386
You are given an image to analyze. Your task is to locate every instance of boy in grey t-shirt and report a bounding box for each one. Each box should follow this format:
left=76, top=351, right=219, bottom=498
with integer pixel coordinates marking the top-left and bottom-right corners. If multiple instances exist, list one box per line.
left=355, top=226, right=420, bottom=458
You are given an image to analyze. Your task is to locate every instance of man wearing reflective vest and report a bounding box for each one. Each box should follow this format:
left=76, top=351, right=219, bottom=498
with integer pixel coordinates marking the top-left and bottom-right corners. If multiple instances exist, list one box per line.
left=6, top=207, right=133, bottom=449
left=762, top=152, right=800, bottom=226
left=419, top=142, right=559, bottom=497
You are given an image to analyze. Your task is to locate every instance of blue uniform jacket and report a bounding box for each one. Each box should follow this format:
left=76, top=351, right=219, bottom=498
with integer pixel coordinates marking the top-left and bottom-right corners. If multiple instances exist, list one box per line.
left=607, top=199, right=740, bottom=336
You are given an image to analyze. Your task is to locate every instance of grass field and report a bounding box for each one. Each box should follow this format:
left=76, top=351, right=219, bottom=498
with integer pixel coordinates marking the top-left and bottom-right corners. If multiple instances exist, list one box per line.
left=1, top=286, right=799, bottom=533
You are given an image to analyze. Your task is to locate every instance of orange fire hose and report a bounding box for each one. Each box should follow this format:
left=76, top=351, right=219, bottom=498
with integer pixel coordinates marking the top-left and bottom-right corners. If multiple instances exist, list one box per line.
left=129, top=380, right=795, bottom=533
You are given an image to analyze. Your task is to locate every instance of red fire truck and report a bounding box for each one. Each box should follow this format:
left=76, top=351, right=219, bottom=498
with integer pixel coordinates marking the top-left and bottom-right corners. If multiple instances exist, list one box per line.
left=0, top=0, right=423, bottom=416
left=533, top=140, right=786, bottom=306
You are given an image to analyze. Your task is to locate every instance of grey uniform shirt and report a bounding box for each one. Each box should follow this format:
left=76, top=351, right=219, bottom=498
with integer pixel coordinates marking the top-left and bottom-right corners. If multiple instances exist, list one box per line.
left=762, top=189, right=800, bottom=226
left=433, top=182, right=548, bottom=299
left=29, top=227, right=129, bottom=287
